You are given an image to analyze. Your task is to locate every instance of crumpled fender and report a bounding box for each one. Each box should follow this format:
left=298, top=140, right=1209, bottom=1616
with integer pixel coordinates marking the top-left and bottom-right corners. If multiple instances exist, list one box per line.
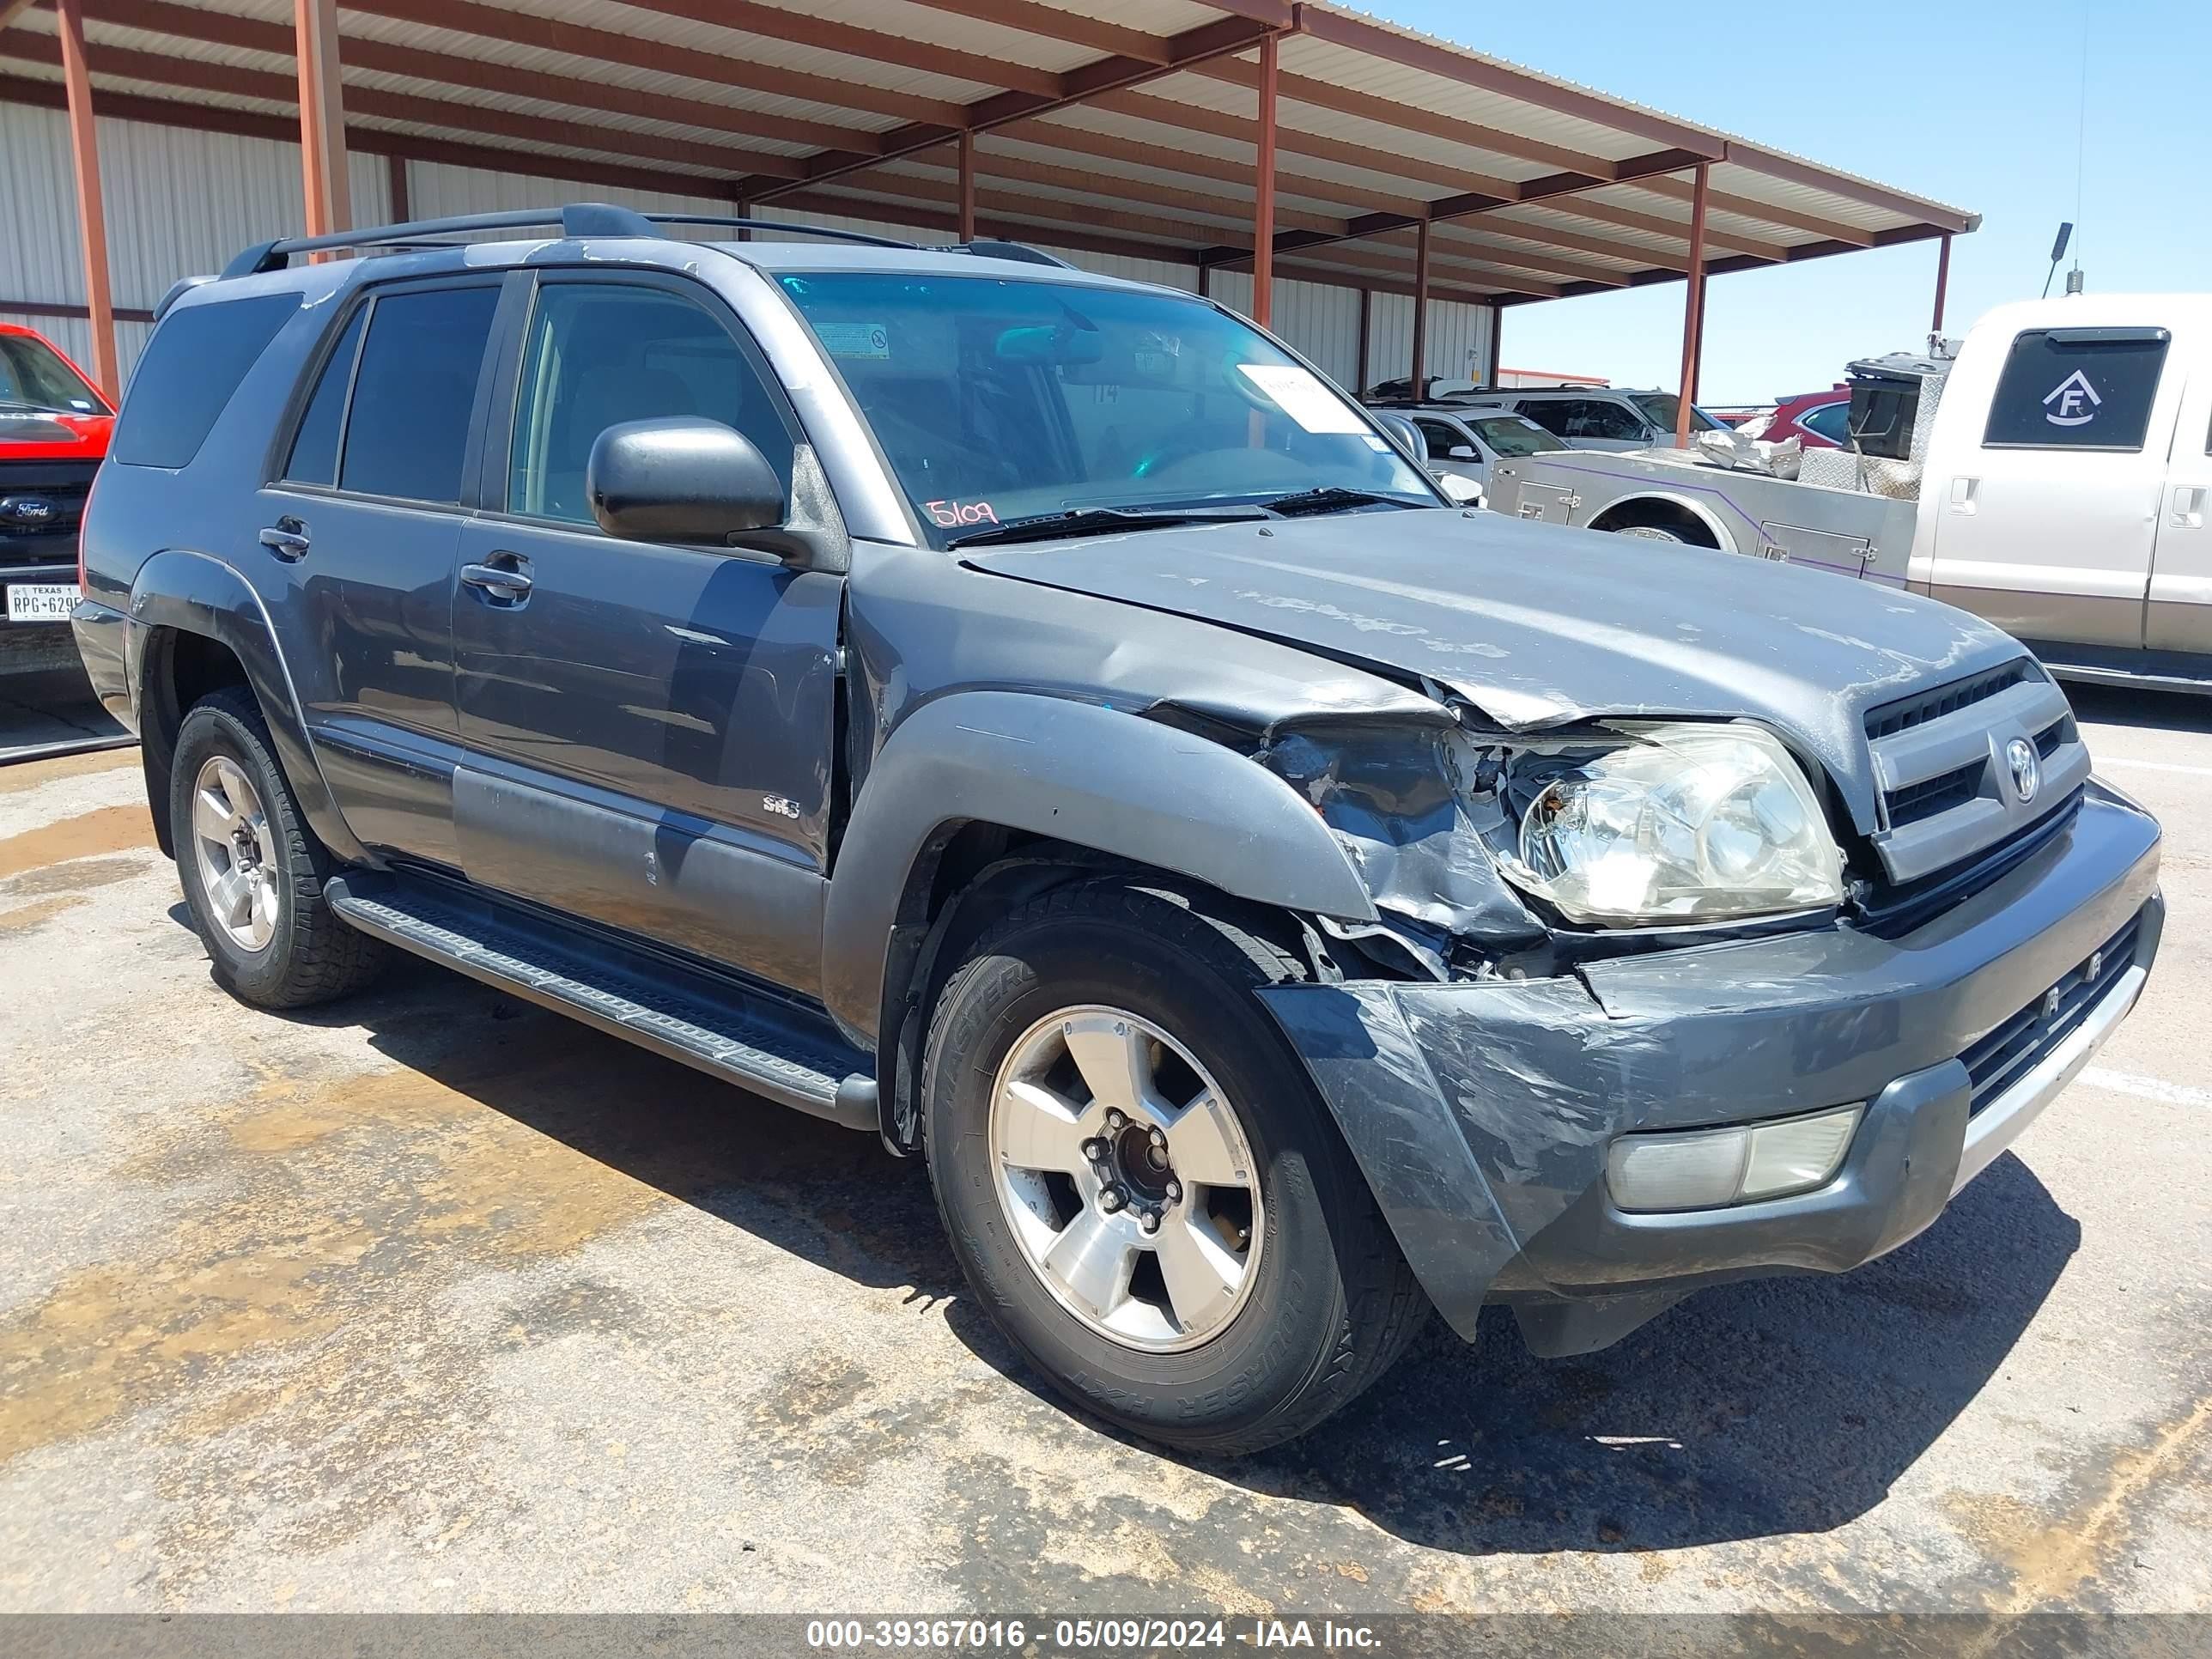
left=819, top=688, right=1378, bottom=1042
left=127, top=548, right=368, bottom=865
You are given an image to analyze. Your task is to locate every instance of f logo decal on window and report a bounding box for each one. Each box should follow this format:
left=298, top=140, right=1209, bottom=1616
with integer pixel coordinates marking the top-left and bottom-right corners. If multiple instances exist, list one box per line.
left=2044, top=369, right=2102, bottom=428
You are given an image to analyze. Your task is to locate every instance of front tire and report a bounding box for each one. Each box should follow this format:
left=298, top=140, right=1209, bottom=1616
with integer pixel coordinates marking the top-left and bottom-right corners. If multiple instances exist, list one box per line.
left=171, top=686, right=386, bottom=1009
left=924, top=879, right=1427, bottom=1455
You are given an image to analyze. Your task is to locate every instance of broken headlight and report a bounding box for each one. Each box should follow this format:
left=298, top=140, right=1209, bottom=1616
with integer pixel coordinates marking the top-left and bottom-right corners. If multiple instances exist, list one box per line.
left=1504, top=721, right=1843, bottom=925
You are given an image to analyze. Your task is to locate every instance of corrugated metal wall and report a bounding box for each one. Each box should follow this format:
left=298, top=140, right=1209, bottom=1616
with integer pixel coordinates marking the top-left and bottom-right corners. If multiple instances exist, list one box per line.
left=3, top=100, right=1492, bottom=399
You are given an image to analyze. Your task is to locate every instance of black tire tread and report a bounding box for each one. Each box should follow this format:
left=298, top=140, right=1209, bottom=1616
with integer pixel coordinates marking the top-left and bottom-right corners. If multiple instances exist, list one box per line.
left=924, top=875, right=1427, bottom=1454
left=175, top=686, right=386, bottom=1009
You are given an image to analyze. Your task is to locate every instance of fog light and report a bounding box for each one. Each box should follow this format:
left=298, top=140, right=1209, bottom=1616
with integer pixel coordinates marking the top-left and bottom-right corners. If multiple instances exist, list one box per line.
left=1607, top=1105, right=1863, bottom=1213
left=1740, top=1106, right=1863, bottom=1200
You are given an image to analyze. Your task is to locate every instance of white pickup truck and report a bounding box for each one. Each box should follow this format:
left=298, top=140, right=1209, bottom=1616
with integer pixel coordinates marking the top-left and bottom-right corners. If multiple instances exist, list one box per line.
left=1487, top=294, right=2212, bottom=693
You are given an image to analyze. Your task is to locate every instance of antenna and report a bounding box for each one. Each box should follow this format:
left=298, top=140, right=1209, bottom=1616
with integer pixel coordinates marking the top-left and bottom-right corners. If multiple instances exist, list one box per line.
left=2041, top=222, right=2073, bottom=300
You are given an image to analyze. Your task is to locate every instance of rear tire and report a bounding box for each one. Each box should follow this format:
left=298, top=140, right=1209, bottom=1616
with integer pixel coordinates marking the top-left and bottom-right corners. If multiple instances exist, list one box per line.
left=171, top=686, right=387, bottom=1010
left=924, top=878, right=1427, bottom=1455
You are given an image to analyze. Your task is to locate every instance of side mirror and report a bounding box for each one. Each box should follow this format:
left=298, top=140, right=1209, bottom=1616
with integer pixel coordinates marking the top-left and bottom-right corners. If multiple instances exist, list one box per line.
left=1368, top=410, right=1425, bottom=459
left=1437, top=472, right=1485, bottom=507
left=1448, top=444, right=1479, bottom=461
left=587, top=417, right=783, bottom=545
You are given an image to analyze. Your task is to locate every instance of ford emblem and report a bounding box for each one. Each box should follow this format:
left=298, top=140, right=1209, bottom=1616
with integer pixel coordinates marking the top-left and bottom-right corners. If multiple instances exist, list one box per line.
left=0, top=495, right=57, bottom=524
left=2004, top=736, right=2040, bottom=804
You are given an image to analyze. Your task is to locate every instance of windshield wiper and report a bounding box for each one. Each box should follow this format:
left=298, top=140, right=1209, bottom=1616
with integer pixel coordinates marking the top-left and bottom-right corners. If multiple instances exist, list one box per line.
left=948, top=505, right=1268, bottom=549
left=1255, top=486, right=1424, bottom=518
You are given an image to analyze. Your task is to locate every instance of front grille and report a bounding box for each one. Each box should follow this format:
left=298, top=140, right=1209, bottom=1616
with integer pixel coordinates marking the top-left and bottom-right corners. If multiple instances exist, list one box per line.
left=1862, top=658, right=2090, bottom=887
left=1886, top=760, right=1982, bottom=827
left=1864, top=659, right=2040, bottom=741
left=1960, top=913, right=2140, bottom=1115
left=0, top=459, right=98, bottom=543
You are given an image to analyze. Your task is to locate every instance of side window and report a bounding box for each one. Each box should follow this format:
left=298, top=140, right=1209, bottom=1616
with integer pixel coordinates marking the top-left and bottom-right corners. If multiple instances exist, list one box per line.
left=1798, top=402, right=1852, bottom=444
left=1564, top=398, right=1647, bottom=441
left=507, top=282, right=795, bottom=526
left=1413, top=419, right=1457, bottom=459
left=1983, top=327, right=2169, bottom=452
left=1516, top=401, right=1574, bottom=437
left=338, top=285, right=501, bottom=503
left=110, top=294, right=298, bottom=468
left=282, top=306, right=367, bottom=486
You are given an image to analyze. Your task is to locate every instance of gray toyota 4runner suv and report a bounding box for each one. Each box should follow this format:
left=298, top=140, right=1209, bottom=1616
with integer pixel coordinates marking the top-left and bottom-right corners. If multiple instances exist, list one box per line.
left=76, top=205, right=2163, bottom=1455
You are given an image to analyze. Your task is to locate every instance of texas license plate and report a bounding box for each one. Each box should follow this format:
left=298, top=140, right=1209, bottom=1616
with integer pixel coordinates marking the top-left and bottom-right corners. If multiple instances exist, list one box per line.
left=5, top=582, right=78, bottom=623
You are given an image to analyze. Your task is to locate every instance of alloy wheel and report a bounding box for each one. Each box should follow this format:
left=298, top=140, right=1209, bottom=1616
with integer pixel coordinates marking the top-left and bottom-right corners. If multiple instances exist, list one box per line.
left=988, top=1006, right=1264, bottom=1352
left=190, top=755, right=280, bottom=953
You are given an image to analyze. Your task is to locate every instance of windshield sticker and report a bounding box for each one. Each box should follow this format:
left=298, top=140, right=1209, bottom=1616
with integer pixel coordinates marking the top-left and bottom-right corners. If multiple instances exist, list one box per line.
left=1235, top=363, right=1367, bottom=434
left=926, top=498, right=999, bottom=529
left=814, top=320, right=891, bottom=360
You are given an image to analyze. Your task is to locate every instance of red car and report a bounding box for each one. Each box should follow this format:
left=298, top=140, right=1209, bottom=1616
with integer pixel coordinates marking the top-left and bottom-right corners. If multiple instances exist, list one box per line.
left=2, top=322, right=113, bottom=627
left=1742, top=384, right=1851, bottom=448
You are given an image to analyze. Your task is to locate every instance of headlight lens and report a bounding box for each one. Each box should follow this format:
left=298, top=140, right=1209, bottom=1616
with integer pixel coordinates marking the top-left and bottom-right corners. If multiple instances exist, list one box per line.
left=1510, top=722, right=1843, bottom=924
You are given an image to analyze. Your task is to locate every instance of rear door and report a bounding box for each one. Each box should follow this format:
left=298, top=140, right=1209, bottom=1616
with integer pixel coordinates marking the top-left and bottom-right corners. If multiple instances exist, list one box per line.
left=258, top=276, right=507, bottom=865
left=2147, top=347, right=2212, bottom=655
left=448, top=269, right=841, bottom=994
left=1927, top=323, right=2182, bottom=649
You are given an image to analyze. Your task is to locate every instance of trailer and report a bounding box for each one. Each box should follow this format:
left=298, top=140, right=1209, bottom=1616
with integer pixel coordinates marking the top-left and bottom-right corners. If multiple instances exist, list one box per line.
left=1485, top=349, right=1942, bottom=589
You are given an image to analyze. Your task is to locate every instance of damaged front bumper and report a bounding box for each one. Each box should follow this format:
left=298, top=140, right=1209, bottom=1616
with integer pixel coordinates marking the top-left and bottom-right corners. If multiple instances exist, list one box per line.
left=1260, top=781, right=2163, bottom=1358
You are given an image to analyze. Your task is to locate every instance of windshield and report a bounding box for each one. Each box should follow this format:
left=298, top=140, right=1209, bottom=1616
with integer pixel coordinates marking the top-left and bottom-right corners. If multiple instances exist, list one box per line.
left=0, top=334, right=106, bottom=415
left=776, top=271, right=1437, bottom=541
left=1628, top=392, right=1722, bottom=434
left=1465, top=414, right=1565, bottom=457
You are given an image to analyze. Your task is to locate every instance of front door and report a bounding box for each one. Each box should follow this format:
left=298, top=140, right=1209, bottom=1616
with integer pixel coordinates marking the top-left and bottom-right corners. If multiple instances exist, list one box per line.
left=1413, top=416, right=1488, bottom=487
left=258, top=276, right=506, bottom=866
left=1929, top=324, right=2183, bottom=650
left=449, top=271, right=841, bottom=994
left=2147, top=354, right=2212, bottom=656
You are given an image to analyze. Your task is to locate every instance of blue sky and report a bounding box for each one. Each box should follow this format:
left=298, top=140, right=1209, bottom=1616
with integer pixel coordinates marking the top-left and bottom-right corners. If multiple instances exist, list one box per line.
left=1364, top=0, right=2212, bottom=404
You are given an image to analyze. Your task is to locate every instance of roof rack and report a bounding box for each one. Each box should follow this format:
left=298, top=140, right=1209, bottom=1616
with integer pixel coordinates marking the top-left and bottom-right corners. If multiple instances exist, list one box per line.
left=223, top=201, right=1073, bottom=280
left=945, top=239, right=1074, bottom=268
left=641, top=213, right=917, bottom=249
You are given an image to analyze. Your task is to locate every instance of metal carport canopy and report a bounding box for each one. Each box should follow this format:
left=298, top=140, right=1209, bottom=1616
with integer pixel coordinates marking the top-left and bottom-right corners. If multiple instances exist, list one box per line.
left=0, top=0, right=1975, bottom=410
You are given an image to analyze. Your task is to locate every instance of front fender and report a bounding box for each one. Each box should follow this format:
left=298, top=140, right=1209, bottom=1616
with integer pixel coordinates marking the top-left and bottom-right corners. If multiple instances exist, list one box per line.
left=128, top=549, right=368, bottom=866
left=820, top=690, right=1377, bottom=1041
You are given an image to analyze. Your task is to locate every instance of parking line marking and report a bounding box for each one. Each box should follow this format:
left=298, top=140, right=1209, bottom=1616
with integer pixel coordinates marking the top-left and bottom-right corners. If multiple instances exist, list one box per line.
left=2079, top=1066, right=2212, bottom=1108
left=2094, top=756, right=2212, bottom=779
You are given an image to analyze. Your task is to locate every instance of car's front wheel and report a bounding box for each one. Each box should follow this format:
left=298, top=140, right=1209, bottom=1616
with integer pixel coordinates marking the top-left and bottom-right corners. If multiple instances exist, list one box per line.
left=924, top=879, right=1426, bottom=1455
left=171, top=686, right=386, bottom=1009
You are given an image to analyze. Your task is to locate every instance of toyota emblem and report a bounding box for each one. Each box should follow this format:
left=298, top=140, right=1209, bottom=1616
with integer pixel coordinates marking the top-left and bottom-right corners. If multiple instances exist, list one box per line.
left=2004, top=737, right=2041, bottom=804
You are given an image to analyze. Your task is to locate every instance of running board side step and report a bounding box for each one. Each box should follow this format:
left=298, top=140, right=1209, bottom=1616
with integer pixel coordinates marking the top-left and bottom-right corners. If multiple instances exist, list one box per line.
left=325, top=872, right=878, bottom=1132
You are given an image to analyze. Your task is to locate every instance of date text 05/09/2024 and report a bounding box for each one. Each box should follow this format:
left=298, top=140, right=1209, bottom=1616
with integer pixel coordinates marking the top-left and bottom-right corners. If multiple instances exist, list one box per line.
left=804, top=1620, right=1382, bottom=1650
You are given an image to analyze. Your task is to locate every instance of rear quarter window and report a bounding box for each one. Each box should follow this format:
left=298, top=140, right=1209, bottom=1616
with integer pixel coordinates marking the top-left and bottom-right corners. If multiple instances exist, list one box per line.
left=1982, top=327, right=2169, bottom=451
left=110, top=293, right=299, bottom=468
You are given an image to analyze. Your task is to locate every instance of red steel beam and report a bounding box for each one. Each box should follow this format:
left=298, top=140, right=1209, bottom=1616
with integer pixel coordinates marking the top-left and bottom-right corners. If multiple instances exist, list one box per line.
left=1353, top=285, right=1370, bottom=393
left=957, top=129, right=975, bottom=242
left=386, top=150, right=409, bottom=222
left=1251, top=30, right=1277, bottom=328
left=744, top=11, right=1283, bottom=204
left=294, top=0, right=349, bottom=239
left=80, top=0, right=881, bottom=157
left=53, top=0, right=117, bottom=400
left=1409, top=216, right=1431, bottom=389
left=1674, top=162, right=1710, bottom=448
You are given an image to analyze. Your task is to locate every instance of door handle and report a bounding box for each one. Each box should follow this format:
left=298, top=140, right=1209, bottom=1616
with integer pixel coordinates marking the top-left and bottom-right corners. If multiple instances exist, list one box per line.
left=258, top=519, right=310, bottom=560
left=460, top=554, right=534, bottom=605
left=1948, top=477, right=1979, bottom=516
left=2173, top=486, right=2207, bottom=529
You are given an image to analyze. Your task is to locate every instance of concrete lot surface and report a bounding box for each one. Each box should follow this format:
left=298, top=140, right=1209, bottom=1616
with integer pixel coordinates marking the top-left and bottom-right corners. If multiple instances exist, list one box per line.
left=0, top=686, right=2207, bottom=1618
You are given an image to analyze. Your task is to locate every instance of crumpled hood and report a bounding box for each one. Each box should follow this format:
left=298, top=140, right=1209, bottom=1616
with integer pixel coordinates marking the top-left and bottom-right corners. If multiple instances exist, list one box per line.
left=962, top=507, right=2025, bottom=832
